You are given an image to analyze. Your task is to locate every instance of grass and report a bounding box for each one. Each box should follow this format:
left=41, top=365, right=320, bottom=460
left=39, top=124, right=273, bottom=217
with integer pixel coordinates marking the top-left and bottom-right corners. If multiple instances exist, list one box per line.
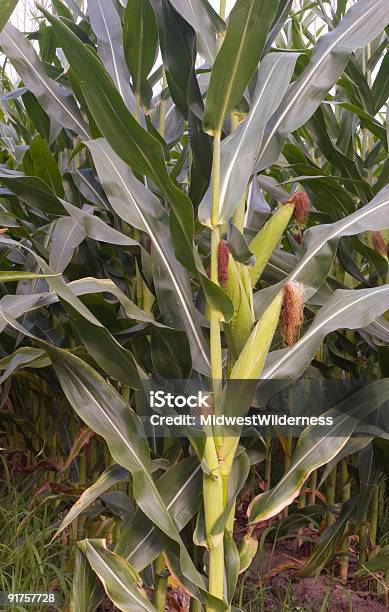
left=0, top=457, right=71, bottom=611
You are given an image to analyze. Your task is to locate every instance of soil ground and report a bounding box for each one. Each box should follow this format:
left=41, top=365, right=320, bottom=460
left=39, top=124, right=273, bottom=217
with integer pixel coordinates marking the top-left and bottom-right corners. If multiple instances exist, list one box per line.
left=160, top=537, right=388, bottom=611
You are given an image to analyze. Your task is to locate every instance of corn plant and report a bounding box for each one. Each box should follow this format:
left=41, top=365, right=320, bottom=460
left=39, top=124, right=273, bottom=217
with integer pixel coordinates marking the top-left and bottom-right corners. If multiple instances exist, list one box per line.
left=1, top=0, right=389, bottom=610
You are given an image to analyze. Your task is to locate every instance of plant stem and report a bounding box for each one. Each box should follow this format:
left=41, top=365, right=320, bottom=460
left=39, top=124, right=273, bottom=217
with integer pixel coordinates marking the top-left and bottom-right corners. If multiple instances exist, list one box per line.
left=152, top=554, right=168, bottom=611
left=326, top=466, right=336, bottom=526
left=210, top=131, right=223, bottom=446
left=283, top=434, right=292, bottom=517
left=135, top=91, right=141, bottom=123
left=264, top=435, right=272, bottom=489
left=203, top=129, right=224, bottom=609
left=211, top=133, right=221, bottom=231
left=370, top=484, right=379, bottom=546
left=297, top=489, right=306, bottom=547
left=309, top=469, right=317, bottom=506
left=339, top=459, right=350, bottom=581
left=203, top=442, right=224, bottom=607
left=359, top=517, right=368, bottom=564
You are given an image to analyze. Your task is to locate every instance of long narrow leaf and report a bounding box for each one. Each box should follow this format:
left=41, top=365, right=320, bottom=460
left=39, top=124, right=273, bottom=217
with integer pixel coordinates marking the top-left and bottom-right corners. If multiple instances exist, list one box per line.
left=248, top=380, right=389, bottom=523
left=86, top=138, right=211, bottom=373
left=263, top=285, right=389, bottom=380
left=254, top=185, right=389, bottom=316
left=254, top=0, right=389, bottom=171
left=199, top=52, right=298, bottom=225
left=88, top=0, right=135, bottom=112
left=79, top=539, right=157, bottom=612
left=0, top=24, right=89, bottom=137
left=203, top=0, right=278, bottom=134
left=0, top=1, right=18, bottom=33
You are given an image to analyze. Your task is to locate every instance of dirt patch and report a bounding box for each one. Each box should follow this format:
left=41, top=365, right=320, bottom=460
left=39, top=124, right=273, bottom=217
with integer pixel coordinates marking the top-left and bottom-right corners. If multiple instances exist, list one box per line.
left=241, top=541, right=388, bottom=611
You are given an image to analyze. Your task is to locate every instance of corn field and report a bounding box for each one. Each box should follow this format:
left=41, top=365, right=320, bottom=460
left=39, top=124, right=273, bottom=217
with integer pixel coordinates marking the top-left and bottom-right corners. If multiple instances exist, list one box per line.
left=1, top=0, right=389, bottom=610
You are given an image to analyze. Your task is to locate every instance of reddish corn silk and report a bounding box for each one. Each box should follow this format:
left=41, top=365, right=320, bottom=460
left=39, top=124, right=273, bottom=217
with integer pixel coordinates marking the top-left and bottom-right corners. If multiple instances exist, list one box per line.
left=291, top=192, right=310, bottom=226
left=217, top=240, right=230, bottom=285
left=145, top=236, right=152, bottom=254
left=372, top=231, right=387, bottom=257
left=294, top=230, right=302, bottom=245
left=280, top=282, right=305, bottom=347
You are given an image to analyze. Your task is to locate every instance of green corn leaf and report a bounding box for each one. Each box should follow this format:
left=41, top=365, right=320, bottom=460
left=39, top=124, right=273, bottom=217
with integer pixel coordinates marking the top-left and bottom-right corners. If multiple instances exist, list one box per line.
left=116, top=456, right=202, bottom=570
left=0, top=268, right=163, bottom=335
left=262, top=285, right=389, bottom=380
left=167, top=0, right=224, bottom=65
left=248, top=380, right=389, bottom=523
left=45, top=348, right=225, bottom=610
left=48, top=217, right=86, bottom=273
left=0, top=347, right=49, bottom=384
left=59, top=200, right=139, bottom=251
left=224, top=531, right=240, bottom=604
left=53, top=464, right=130, bottom=541
left=0, top=237, right=141, bottom=387
left=254, top=0, right=389, bottom=172
left=38, top=10, right=233, bottom=328
left=0, top=306, right=225, bottom=610
left=319, top=437, right=372, bottom=487
left=86, top=139, right=211, bottom=374
left=78, top=539, right=157, bottom=612
left=71, top=548, right=104, bottom=612
left=339, top=102, right=387, bottom=146
left=300, top=497, right=359, bottom=577
left=0, top=167, right=63, bottom=214
left=0, top=23, right=89, bottom=137
left=199, top=52, right=297, bottom=225
left=158, top=0, right=195, bottom=119
left=52, top=0, right=74, bottom=20
left=25, top=134, right=64, bottom=197
left=88, top=0, right=135, bottom=113
left=356, top=544, right=389, bottom=573
left=254, top=184, right=389, bottom=318
left=0, top=1, right=18, bottom=33
left=0, top=271, right=60, bottom=282
left=372, top=50, right=389, bottom=113
left=203, top=0, right=279, bottom=134
left=124, top=0, right=158, bottom=96
left=39, top=8, right=195, bottom=270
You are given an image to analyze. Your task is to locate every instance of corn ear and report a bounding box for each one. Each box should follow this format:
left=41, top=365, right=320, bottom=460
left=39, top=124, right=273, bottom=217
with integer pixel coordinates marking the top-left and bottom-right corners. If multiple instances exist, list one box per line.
left=230, top=290, right=283, bottom=380
left=239, top=263, right=255, bottom=318
left=222, top=250, right=254, bottom=359
left=370, top=230, right=388, bottom=260
left=222, top=292, right=283, bottom=466
left=249, top=202, right=295, bottom=286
